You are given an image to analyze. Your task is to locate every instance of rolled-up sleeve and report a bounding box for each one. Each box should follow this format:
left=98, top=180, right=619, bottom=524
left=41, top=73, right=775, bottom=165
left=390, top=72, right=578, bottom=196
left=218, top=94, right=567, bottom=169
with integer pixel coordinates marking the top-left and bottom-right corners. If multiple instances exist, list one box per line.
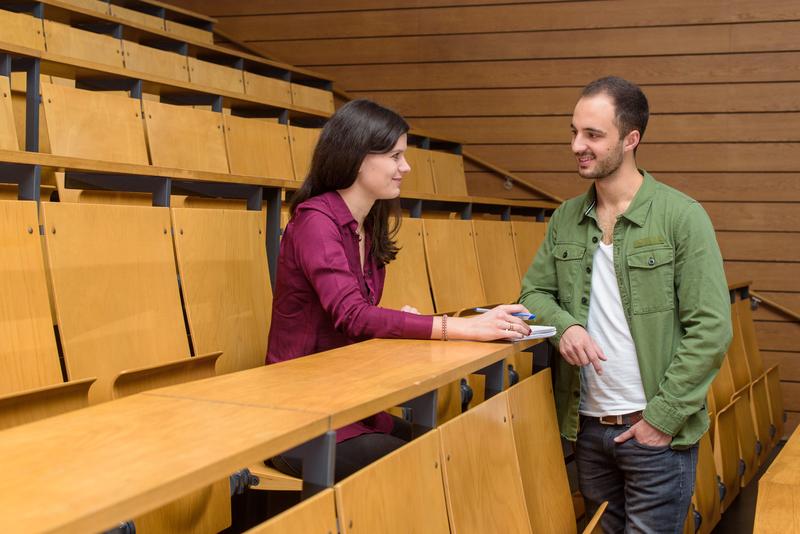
left=293, top=210, right=433, bottom=340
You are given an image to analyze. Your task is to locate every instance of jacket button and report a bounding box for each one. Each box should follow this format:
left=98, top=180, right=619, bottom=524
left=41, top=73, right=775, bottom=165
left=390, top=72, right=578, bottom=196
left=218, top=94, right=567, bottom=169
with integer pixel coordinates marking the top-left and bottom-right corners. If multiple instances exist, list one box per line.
left=648, top=257, right=655, bottom=266
left=562, top=251, right=568, bottom=258
left=586, top=267, right=591, bottom=274
left=581, top=297, right=588, bottom=305
left=592, top=236, right=598, bottom=243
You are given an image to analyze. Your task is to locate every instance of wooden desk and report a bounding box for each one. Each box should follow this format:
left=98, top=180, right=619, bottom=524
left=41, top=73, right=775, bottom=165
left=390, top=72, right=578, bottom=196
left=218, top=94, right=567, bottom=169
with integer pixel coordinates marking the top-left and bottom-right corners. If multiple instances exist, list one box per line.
left=754, top=425, right=800, bottom=532
left=145, top=339, right=514, bottom=429
left=0, top=394, right=328, bottom=534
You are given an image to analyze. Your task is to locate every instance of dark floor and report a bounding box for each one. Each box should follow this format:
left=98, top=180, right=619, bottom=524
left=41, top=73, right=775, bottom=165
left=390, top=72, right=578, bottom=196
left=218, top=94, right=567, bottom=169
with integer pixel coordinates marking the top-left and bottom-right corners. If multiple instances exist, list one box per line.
left=712, top=440, right=785, bottom=534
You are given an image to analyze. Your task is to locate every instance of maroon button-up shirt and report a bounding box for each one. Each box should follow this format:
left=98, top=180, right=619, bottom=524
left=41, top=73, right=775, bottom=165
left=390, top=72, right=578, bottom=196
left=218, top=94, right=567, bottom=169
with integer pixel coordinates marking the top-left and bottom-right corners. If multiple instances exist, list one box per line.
left=267, top=191, right=433, bottom=442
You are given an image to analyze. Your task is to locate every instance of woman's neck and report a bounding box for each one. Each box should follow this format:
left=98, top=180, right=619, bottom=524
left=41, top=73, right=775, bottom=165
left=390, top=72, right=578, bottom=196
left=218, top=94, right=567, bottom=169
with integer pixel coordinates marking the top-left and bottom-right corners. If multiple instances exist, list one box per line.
left=337, top=187, right=374, bottom=229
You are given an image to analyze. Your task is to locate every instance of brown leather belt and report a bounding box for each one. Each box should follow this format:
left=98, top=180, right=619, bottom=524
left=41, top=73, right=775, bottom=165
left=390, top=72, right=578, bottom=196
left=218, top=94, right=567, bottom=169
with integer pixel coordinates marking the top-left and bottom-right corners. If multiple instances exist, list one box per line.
left=591, top=411, right=644, bottom=426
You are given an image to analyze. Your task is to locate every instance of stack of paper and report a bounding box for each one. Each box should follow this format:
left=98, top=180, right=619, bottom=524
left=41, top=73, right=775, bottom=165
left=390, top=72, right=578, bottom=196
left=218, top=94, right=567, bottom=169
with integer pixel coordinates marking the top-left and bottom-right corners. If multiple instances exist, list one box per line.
left=513, top=325, right=556, bottom=342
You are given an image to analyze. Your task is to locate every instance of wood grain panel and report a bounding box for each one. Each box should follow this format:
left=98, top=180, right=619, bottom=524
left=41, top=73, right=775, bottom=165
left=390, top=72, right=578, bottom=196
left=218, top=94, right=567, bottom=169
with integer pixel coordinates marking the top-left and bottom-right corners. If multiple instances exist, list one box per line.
left=468, top=143, right=800, bottom=173
left=313, top=52, right=800, bottom=91
left=704, top=203, right=800, bottom=232
left=257, top=21, right=800, bottom=65
left=43, top=20, right=124, bottom=69
left=753, top=293, right=800, bottom=322
left=0, top=9, right=45, bottom=51
left=779, top=382, right=800, bottom=412
left=216, top=0, right=800, bottom=41
left=249, top=489, right=337, bottom=534
left=717, top=233, right=800, bottom=263
left=725, top=263, right=800, bottom=292
left=122, top=41, right=189, bottom=82
left=762, top=351, right=800, bottom=382
left=382, top=218, right=435, bottom=315
left=412, top=113, right=800, bottom=144
left=472, top=220, right=520, bottom=304
left=360, top=83, right=800, bottom=117
left=755, top=321, right=800, bottom=352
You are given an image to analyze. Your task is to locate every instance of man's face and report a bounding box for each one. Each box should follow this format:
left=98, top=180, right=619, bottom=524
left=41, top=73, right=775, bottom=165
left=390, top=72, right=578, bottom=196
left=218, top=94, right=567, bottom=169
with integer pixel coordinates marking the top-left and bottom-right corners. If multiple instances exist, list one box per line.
left=570, top=93, right=625, bottom=180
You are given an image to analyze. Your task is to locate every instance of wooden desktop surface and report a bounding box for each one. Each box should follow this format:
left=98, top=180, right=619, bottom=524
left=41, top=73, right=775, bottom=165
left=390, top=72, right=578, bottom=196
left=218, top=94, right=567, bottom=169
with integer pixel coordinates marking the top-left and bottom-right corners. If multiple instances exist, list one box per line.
left=146, top=339, right=514, bottom=429
left=0, top=394, right=328, bottom=534
left=754, top=425, right=800, bottom=533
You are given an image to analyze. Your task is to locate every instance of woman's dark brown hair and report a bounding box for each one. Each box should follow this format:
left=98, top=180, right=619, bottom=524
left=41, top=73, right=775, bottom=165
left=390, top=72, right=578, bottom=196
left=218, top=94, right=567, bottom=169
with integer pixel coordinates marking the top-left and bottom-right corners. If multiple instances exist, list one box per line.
left=290, top=99, right=408, bottom=265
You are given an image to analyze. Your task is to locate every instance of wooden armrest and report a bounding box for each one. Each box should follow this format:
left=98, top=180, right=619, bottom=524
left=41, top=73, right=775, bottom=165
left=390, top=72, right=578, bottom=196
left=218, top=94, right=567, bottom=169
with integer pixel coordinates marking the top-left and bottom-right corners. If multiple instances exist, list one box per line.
left=247, top=462, right=302, bottom=492
left=582, top=501, right=607, bottom=534
left=0, top=377, right=95, bottom=430
left=112, top=351, right=221, bottom=399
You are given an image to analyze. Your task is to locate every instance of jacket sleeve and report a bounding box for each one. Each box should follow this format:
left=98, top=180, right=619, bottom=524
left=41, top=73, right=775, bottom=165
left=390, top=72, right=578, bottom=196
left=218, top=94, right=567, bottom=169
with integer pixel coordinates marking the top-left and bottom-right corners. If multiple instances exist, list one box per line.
left=642, top=202, right=733, bottom=436
left=294, top=211, right=433, bottom=340
left=518, top=206, right=582, bottom=347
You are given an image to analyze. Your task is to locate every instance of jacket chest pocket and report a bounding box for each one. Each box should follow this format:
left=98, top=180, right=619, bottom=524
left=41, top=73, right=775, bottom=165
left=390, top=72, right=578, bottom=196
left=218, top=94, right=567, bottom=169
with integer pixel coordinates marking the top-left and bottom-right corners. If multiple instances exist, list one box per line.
left=627, top=247, right=675, bottom=314
left=554, top=243, right=586, bottom=304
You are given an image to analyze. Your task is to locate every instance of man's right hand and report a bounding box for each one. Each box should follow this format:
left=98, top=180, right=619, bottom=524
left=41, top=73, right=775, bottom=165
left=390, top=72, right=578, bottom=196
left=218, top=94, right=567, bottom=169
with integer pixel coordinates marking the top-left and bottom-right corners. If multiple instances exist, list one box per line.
left=558, top=325, right=607, bottom=375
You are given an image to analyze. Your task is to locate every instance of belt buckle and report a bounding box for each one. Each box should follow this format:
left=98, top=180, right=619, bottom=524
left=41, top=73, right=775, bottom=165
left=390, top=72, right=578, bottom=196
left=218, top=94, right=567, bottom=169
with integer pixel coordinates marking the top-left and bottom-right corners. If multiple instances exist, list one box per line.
left=600, top=414, right=623, bottom=425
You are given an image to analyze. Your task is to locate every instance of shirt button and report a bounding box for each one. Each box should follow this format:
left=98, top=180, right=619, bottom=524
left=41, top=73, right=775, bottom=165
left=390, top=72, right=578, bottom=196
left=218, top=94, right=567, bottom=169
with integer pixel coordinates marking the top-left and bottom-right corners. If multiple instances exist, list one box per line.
left=648, top=257, right=655, bottom=266
left=581, top=297, right=588, bottom=305
left=562, top=251, right=568, bottom=258
left=592, top=236, right=598, bottom=243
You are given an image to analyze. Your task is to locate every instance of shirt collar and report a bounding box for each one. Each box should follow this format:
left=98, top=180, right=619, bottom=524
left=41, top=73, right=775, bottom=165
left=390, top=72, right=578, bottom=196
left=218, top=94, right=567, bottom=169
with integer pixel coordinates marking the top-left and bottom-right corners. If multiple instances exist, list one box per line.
left=579, top=169, right=655, bottom=228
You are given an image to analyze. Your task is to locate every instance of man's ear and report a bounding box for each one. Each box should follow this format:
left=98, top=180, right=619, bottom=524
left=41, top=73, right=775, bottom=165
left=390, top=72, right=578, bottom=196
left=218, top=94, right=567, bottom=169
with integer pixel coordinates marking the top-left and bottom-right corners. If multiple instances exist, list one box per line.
left=624, top=130, right=641, bottom=153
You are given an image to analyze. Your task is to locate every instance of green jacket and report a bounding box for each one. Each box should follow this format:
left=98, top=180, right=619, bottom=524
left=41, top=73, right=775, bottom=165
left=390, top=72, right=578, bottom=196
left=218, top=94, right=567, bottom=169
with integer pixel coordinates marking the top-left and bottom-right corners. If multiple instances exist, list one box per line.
left=519, top=171, right=732, bottom=448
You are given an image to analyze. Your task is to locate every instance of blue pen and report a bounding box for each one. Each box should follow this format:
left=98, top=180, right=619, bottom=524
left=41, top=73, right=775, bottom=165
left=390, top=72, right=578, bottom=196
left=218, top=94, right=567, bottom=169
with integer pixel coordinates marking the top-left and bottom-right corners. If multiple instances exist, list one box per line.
left=474, top=307, right=536, bottom=321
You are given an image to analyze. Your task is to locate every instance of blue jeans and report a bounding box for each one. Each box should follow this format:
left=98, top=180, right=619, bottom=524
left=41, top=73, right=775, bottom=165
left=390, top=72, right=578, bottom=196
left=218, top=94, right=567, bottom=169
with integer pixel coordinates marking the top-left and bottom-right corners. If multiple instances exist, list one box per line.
left=576, top=417, right=698, bottom=534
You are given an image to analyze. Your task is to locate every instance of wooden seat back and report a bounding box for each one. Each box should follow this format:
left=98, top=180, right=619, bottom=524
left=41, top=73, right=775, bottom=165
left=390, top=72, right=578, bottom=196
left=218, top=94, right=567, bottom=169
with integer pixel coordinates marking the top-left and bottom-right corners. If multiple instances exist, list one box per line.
left=41, top=83, right=149, bottom=165
left=751, top=374, right=773, bottom=465
left=733, top=388, right=759, bottom=486
left=122, top=41, right=189, bottom=82
left=108, top=4, right=166, bottom=31
left=334, top=430, right=450, bottom=534
left=765, top=366, right=785, bottom=442
left=42, top=202, right=192, bottom=404
left=381, top=217, right=434, bottom=315
left=0, top=9, right=45, bottom=51
left=507, top=370, right=577, bottom=533
left=43, top=20, right=124, bottom=68
left=289, top=126, right=321, bottom=182
left=171, top=207, right=272, bottom=375
left=727, top=305, right=753, bottom=393
left=430, top=151, right=468, bottom=196
left=0, top=77, right=19, bottom=151
left=243, top=72, right=292, bottom=107
left=713, top=398, right=741, bottom=512
left=143, top=100, right=229, bottom=173
left=165, top=20, right=214, bottom=44
left=692, top=432, right=721, bottom=534
left=511, top=221, right=547, bottom=280
left=402, top=147, right=436, bottom=195
left=187, top=57, right=244, bottom=93
left=224, top=115, right=294, bottom=179
left=245, top=488, right=337, bottom=534
left=710, top=355, right=736, bottom=412
left=439, top=390, right=531, bottom=533
left=733, top=298, right=765, bottom=378
left=473, top=220, right=521, bottom=304
left=422, top=218, right=485, bottom=313
left=291, top=83, right=334, bottom=114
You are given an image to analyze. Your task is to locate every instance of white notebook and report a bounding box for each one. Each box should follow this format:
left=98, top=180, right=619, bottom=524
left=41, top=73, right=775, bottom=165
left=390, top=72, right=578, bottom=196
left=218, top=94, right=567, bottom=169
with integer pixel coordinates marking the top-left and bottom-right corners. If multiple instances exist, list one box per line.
left=512, top=325, right=556, bottom=342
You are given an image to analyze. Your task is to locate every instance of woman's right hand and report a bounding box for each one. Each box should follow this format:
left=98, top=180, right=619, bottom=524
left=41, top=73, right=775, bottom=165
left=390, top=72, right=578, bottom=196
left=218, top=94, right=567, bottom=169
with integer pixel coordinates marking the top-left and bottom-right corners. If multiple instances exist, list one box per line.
left=451, top=304, right=532, bottom=341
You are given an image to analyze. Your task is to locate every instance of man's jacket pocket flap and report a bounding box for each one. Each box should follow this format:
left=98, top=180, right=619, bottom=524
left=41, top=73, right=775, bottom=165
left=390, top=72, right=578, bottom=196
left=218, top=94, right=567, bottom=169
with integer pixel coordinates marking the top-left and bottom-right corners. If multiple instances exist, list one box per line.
left=627, top=247, right=674, bottom=269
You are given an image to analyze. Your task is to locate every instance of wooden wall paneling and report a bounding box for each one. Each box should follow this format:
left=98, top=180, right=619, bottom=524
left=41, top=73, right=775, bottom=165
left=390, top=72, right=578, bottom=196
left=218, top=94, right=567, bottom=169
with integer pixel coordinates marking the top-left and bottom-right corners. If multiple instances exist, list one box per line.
left=717, top=233, right=800, bottom=262
left=755, top=322, right=800, bottom=353
left=43, top=20, right=124, bottom=68
left=122, top=41, right=190, bottom=82
left=753, top=294, right=800, bottom=321
left=108, top=4, right=166, bottom=31
left=724, top=263, right=800, bottom=293
left=290, top=83, right=334, bottom=114
left=243, top=71, right=292, bottom=106
left=223, top=115, right=294, bottom=179
left=187, top=57, right=245, bottom=93
left=402, top=147, right=435, bottom=195
left=0, top=9, right=45, bottom=51
left=143, top=100, right=230, bottom=173
left=41, top=83, right=149, bottom=165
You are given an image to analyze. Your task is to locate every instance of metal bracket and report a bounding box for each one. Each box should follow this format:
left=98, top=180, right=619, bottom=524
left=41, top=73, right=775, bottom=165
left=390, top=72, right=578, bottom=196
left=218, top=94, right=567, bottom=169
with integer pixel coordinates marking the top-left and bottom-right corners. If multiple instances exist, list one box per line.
left=507, top=363, right=519, bottom=386
left=475, top=359, right=505, bottom=398
left=229, top=468, right=259, bottom=496
left=103, top=520, right=136, bottom=534
left=717, top=475, right=726, bottom=502
left=264, top=187, right=282, bottom=289
left=460, top=378, right=473, bottom=412
left=282, top=430, right=336, bottom=499
left=399, top=389, right=438, bottom=437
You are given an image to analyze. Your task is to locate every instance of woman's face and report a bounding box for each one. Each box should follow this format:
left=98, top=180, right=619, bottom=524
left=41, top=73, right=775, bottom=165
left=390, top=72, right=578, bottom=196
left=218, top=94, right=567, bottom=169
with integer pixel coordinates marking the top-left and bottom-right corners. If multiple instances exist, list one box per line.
left=355, top=134, right=411, bottom=200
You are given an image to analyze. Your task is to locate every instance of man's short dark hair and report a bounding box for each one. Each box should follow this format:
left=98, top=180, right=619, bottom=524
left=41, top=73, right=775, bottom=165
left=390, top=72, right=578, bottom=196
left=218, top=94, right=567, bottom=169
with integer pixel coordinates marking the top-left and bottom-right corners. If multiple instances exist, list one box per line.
left=581, top=76, right=649, bottom=143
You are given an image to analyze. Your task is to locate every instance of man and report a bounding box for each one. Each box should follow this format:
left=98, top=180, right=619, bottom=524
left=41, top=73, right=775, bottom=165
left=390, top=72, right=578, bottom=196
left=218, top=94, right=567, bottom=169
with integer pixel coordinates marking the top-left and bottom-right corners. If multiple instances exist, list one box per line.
left=519, top=76, right=732, bottom=533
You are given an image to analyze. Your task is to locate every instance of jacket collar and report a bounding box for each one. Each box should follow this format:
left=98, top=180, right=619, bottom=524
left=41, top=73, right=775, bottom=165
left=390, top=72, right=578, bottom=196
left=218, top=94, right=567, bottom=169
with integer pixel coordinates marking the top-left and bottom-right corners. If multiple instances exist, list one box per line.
left=580, top=169, right=655, bottom=228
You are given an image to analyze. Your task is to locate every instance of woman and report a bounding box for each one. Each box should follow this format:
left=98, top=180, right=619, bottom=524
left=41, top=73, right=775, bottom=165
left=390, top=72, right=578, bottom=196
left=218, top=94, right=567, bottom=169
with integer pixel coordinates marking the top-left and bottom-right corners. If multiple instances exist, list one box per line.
left=267, top=99, right=532, bottom=480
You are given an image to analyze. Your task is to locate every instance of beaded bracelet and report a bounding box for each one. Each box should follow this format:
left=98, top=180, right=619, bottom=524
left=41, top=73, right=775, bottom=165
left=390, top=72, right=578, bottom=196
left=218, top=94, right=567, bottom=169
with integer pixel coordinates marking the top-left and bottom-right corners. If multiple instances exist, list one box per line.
left=442, top=314, right=448, bottom=341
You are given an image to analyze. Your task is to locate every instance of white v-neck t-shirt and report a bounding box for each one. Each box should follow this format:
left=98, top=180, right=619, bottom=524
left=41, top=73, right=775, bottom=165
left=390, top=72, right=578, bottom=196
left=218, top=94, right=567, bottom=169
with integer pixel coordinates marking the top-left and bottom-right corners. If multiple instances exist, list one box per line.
left=579, top=241, right=647, bottom=416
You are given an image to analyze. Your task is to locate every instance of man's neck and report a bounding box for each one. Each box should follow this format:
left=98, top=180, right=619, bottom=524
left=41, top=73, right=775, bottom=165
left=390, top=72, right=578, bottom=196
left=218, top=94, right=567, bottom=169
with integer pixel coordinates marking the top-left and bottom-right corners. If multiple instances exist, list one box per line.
left=595, top=160, right=643, bottom=214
